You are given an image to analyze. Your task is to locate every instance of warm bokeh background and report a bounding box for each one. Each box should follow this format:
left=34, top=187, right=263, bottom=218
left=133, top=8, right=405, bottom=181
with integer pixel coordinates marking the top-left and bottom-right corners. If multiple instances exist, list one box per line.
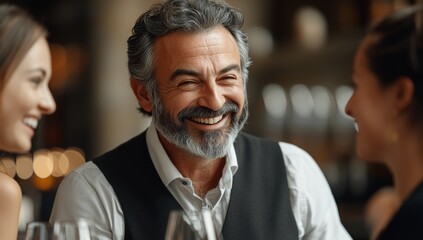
left=0, top=0, right=416, bottom=239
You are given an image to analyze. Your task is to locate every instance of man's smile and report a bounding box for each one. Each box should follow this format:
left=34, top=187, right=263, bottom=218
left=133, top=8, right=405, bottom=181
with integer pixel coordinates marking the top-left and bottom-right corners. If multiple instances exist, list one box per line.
left=191, top=115, right=223, bottom=125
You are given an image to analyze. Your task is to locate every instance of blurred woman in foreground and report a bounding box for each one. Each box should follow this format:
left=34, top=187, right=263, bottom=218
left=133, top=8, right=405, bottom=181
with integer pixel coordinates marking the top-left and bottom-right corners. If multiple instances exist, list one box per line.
left=345, top=4, right=423, bottom=240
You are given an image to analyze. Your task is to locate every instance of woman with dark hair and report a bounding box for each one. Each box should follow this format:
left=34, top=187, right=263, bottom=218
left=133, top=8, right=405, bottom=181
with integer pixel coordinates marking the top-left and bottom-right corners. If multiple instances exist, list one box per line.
left=345, top=4, right=423, bottom=240
left=0, top=4, right=56, bottom=239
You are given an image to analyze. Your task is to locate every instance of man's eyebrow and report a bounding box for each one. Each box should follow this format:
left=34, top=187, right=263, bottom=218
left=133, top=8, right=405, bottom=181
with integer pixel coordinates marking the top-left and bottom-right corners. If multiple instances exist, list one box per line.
left=219, top=64, right=240, bottom=75
left=170, top=69, right=201, bottom=81
left=170, top=64, right=240, bottom=81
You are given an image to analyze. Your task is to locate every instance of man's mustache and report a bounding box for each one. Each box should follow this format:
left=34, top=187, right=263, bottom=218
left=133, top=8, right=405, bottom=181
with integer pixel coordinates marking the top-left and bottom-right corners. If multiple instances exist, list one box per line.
left=177, top=102, right=239, bottom=121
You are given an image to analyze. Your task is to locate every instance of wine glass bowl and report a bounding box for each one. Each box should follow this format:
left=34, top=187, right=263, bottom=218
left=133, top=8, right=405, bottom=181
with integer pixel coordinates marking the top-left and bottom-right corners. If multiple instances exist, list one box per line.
left=24, top=220, right=92, bottom=240
left=24, top=222, right=54, bottom=240
left=53, top=220, right=91, bottom=240
left=165, top=209, right=219, bottom=240
left=165, top=210, right=199, bottom=240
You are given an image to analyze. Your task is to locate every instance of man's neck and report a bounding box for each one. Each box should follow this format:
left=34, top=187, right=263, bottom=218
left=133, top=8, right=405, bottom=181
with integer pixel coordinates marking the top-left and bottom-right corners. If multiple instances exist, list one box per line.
left=176, top=156, right=226, bottom=198
left=158, top=133, right=226, bottom=197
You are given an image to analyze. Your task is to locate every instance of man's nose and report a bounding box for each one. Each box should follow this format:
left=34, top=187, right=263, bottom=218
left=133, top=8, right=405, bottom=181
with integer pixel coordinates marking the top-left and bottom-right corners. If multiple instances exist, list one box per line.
left=197, top=82, right=225, bottom=111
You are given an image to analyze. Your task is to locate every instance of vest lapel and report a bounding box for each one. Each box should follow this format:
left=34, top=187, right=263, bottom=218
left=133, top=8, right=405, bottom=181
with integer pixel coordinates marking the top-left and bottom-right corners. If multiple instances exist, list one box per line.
left=94, top=132, right=181, bottom=240
left=222, top=132, right=298, bottom=240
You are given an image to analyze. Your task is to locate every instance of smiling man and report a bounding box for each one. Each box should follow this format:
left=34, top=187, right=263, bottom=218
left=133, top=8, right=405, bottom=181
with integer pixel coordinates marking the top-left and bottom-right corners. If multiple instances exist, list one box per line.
left=49, top=1, right=352, bottom=239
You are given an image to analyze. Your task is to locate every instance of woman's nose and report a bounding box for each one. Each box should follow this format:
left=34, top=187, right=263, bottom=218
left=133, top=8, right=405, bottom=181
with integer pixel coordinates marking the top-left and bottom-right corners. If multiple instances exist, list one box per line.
left=39, top=88, right=56, bottom=115
left=344, top=97, right=353, bottom=117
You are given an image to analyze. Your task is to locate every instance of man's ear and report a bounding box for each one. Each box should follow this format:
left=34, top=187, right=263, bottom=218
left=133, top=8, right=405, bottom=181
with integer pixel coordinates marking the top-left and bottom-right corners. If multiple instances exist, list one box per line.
left=394, top=76, right=414, bottom=110
left=130, top=78, right=153, bottom=113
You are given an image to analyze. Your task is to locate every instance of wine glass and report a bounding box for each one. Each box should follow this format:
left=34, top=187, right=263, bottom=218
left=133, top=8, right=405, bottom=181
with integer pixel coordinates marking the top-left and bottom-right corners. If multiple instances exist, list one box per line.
left=165, top=209, right=219, bottom=240
left=165, top=210, right=199, bottom=240
left=201, top=209, right=218, bottom=240
left=24, top=220, right=92, bottom=240
left=24, top=222, right=53, bottom=240
left=53, top=220, right=91, bottom=240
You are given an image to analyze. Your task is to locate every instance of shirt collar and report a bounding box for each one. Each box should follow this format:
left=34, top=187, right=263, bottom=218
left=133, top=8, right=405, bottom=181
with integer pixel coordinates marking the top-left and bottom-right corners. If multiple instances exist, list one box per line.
left=146, top=122, right=239, bottom=187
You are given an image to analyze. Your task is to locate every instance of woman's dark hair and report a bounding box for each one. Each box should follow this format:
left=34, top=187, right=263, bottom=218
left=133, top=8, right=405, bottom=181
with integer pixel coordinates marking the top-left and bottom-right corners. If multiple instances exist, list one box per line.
left=366, top=4, right=423, bottom=121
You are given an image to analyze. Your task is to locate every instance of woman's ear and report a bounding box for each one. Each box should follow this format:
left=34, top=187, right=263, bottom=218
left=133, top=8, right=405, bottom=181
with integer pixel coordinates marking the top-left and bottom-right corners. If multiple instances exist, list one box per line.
left=394, top=76, right=415, bottom=110
left=130, top=78, right=153, bottom=113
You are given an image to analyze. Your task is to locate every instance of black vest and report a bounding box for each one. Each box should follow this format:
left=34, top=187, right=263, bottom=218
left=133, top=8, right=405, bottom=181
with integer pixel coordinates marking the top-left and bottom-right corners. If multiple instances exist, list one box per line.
left=94, top=131, right=298, bottom=240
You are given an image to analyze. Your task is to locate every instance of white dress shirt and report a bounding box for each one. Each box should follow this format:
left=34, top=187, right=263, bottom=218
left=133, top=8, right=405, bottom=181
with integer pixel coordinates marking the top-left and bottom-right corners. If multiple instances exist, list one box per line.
left=50, top=123, right=352, bottom=240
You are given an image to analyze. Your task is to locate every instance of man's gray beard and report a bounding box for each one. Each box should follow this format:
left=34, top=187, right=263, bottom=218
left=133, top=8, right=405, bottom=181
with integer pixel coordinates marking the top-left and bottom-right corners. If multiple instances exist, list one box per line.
left=153, top=100, right=248, bottom=159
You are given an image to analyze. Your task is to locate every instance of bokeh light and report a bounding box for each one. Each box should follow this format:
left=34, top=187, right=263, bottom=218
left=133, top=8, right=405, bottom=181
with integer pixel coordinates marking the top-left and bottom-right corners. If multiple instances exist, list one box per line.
left=16, top=154, right=33, bottom=180
left=0, top=156, right=16, bottom=178
left=33, top=149, right=54, bottom=179
left=290, top=84, right=314, bottom=118
left=263, top=83, right=287, bottom=119
left=0, top=147, right=88, bottom=181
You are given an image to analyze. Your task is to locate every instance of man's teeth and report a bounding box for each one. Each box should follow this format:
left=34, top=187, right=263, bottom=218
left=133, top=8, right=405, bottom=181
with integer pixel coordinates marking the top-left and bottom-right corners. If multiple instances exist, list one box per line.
left=192, top=115, right=223, bottom=125
left=23, top=118, right=38, bottom=129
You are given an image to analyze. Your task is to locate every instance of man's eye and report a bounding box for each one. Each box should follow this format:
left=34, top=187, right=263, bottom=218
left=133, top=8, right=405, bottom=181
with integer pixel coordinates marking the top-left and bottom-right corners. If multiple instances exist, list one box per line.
left=178, top=81, right=195, bottom=86
left=177, top=80, right=199, bottom=90
left=219, top=75, right=238, bottom=85
left=178, top=79, right=199, bottom=86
